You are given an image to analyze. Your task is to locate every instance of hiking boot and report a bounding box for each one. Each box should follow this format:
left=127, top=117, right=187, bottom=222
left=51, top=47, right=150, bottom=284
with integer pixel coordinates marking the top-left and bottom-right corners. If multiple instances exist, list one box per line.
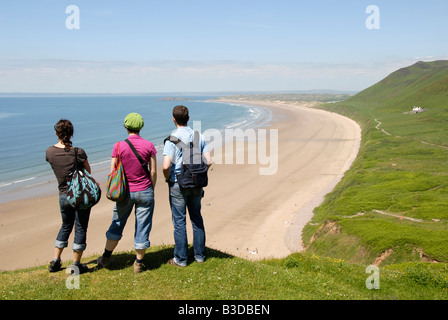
left=48, top=259, right=62, bottom=272
left=167, top=258, right=186, bottom=267
left=71, top=263, right=89, bottom=275
left=97, top=255, right=111, bottom=269
left=133, top=261, right=145, bottom=273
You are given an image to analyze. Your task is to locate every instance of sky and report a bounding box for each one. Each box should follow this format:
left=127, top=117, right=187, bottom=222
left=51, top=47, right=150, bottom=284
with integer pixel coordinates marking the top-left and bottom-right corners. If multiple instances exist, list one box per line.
left=0, top=0, right=447, bottom=93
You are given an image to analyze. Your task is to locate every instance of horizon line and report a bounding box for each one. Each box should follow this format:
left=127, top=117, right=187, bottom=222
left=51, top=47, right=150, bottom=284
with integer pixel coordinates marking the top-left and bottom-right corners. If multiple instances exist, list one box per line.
left=0, top=89, right=358, bottom=97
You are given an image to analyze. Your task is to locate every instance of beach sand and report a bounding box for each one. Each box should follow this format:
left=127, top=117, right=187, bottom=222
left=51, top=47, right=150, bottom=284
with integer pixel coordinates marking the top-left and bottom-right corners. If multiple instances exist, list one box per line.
left=0, top=100, right=361, bottom=271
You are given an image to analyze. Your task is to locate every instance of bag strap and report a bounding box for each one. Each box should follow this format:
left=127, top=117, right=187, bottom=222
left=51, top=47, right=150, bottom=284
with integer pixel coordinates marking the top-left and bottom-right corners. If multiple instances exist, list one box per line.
left=164, top=135, right=188, bottom=148
left=124, top=139, right=151, bottom=178
left=73, top=147, right=79, bottom=170
left=164, top=131, right=200, bottom=149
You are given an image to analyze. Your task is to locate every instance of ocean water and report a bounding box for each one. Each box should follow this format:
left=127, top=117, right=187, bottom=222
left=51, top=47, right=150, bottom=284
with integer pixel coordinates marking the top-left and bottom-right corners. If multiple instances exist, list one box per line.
left=0, top=95, right=271, bottom=203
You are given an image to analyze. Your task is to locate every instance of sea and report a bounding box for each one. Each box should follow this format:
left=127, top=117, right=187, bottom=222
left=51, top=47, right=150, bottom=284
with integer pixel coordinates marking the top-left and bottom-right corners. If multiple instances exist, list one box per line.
left=0, top=95, right=272, bottom=204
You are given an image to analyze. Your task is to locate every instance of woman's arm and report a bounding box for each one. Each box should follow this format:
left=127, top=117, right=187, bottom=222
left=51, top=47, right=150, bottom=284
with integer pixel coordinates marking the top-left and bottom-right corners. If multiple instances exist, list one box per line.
left=110, top=157, right=118, bottom=174
left=149, top=155, right=157, bottom=188
left=83, top=159, right=92, bottom=174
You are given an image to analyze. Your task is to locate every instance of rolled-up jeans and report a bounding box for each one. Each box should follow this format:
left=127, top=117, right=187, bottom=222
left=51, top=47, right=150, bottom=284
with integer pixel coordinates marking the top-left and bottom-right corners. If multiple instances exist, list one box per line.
left=106, top=186, right=155, bottom=250
left=169, top=182, right=205, bottom=266
left=55, top=192, right=91, bottom=252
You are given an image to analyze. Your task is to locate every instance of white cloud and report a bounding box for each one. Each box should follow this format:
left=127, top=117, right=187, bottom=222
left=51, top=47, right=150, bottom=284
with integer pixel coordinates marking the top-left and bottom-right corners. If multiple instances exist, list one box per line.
left=0, top=56, right=446, bottom=93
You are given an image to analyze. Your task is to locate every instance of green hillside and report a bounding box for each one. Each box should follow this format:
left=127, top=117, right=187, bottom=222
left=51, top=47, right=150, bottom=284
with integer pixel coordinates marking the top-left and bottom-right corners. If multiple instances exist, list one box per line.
left=348, top=60, right=448, bottom=145
left=304, top=60, right=448, bottom=266
left=354, top=60, right=448, bottom=107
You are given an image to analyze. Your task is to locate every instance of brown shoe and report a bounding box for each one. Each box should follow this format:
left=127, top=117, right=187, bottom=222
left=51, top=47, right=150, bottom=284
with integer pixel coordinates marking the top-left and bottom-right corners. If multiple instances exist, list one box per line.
left=134, top=260, right=145, bottom=273
left=97, top=256, right=111, bottom=269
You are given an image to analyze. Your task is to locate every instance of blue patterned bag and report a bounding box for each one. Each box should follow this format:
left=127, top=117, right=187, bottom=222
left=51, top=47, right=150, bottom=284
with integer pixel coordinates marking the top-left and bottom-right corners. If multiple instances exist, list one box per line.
left=66, top=148, right=102, bottom=210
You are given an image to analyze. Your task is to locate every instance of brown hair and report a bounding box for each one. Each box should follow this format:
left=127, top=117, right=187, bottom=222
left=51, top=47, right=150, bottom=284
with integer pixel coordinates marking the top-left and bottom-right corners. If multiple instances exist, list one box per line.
left=172, top=105, right=189, bottom=126
left=54, top=119, right=74, bottom=146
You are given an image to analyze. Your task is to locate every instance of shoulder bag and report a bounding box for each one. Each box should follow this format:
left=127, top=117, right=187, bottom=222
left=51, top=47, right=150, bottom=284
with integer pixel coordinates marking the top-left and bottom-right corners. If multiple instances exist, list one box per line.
left=106, top=142, right=128, bottom=201
left=66, top=147, right=102, bottom=210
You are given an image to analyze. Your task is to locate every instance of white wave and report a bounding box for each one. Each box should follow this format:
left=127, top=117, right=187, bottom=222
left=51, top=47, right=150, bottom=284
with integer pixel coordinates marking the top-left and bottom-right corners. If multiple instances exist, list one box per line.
left=24, top=180, right=52, bottom=188
left=0, top=112, right=22, bottom=120
left=0, top=182, right=12, bottom=188
left=0, top=176, right=37, bottom=191
left=12, top=177, right=36, bottom=184
left=91, top=160, right=111, bottom=166
left=225, top=120, right=248, bottom=129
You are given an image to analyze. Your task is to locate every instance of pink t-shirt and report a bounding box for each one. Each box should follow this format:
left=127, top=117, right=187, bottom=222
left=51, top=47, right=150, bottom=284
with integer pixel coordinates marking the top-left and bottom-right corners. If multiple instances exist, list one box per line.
left=112, top=135, right=157, bottom=192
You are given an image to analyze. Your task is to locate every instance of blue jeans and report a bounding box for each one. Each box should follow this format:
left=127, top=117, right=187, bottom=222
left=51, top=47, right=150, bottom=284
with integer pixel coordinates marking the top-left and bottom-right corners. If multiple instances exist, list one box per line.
left=55, top=193, right=91, bottom=252
left=169, top=182, right=205, bottom=266
left=106, top=187, right=155, bottom=250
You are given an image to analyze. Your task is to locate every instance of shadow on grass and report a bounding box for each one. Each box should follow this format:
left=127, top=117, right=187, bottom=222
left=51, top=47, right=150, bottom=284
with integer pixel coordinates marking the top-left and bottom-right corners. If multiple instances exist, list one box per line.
left=85, top=246, right=234, bottom=272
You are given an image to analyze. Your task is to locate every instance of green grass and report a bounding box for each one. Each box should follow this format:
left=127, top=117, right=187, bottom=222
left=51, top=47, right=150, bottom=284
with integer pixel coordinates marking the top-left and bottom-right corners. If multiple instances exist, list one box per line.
left=302, top=60, right=448, bottom=265
left=1, top=246, right=448, bottom=300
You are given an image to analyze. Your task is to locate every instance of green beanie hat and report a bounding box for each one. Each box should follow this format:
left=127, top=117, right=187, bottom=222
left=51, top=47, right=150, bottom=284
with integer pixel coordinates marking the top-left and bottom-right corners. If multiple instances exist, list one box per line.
left=124, top=113, right=144, bottom=131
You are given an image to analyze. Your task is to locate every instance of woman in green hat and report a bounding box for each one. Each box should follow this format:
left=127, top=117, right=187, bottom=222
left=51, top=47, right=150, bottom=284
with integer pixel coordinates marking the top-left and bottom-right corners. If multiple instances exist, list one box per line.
left=98, top=113, right=158, bottom=273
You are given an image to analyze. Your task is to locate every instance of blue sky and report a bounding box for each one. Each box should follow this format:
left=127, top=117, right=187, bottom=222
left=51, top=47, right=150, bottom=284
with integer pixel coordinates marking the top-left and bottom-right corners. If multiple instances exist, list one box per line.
left=0, top=0, right=447, bottom=93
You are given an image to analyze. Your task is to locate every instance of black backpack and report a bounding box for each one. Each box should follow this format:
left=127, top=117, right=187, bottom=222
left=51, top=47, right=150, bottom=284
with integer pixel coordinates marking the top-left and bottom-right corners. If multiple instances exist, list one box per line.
left=164, top=131, right=208, bottom=188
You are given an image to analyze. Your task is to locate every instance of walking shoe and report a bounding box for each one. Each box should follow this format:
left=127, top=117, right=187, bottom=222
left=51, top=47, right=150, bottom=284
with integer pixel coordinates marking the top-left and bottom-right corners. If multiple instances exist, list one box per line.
left=195, top=257, right=205, bottom=264
left=48, top=259, right=62, bottom=272
left=97, top=255, right=111, bottom=269
left=133, top=261, right=145, bottom=273
left=167, top=258, right=186, bottom=267
left=71, top=263, right=89, bottom=275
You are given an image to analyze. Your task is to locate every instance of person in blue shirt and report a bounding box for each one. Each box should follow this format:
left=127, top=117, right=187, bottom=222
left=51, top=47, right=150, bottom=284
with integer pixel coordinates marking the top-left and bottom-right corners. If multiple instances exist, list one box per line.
left=163, top=105, right=211, bottom=267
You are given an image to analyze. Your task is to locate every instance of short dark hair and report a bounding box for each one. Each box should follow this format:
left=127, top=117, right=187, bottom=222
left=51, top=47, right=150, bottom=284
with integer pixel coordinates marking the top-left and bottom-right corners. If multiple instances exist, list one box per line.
left=124, top=125, right=140, bottom=135
left=172, top=105, right=189, bottom=126
left=54, top=119, right=74, bottom=146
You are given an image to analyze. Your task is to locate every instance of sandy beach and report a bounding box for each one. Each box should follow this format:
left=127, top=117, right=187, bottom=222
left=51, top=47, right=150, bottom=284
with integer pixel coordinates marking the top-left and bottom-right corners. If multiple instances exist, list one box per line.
left=0, top=100, right=361, bottom=271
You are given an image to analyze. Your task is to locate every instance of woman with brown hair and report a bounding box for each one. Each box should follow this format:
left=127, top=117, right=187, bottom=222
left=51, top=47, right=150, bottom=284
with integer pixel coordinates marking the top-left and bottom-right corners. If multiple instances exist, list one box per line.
left=45, top=119, right=92, bottom=274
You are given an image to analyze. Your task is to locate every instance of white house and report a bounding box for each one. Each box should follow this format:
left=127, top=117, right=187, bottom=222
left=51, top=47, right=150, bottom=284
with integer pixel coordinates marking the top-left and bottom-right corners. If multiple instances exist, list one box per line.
left=413, top=106, right=424, bottom=113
